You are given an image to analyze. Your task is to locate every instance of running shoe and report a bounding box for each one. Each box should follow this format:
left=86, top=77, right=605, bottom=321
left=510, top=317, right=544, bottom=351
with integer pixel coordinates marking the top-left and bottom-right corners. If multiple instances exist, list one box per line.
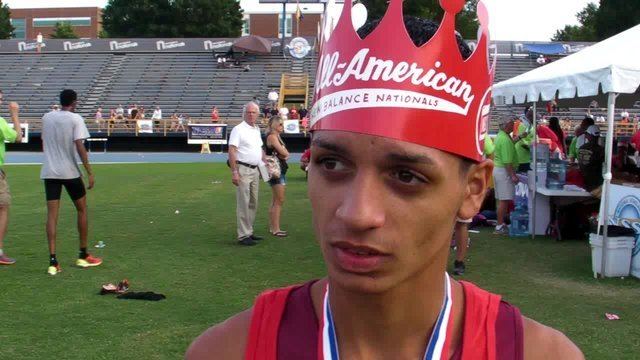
left=493, top=225, right=508, bottom=235
left=47, top=264, right=61, bottom=275
left=0, top=254, right=16, bottom=265
left=76, top=254, right=103, bottom=268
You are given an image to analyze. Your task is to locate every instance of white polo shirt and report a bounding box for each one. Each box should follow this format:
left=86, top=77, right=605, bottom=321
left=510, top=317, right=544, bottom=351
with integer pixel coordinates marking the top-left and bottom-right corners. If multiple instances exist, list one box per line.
left=229, top=121, right=263, bottom=166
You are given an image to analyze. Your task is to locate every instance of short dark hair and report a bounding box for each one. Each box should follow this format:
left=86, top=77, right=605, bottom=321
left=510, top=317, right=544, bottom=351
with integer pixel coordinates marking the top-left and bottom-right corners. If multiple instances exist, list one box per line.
left=60, top=89, right=77, bottom=107
left=581, top=116, right=595, bottom=127
left=357, top=16, right=473, bottom=59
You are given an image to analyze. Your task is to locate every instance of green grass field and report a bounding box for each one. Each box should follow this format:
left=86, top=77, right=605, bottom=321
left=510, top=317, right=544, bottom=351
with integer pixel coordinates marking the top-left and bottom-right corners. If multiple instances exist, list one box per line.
left=1, top=163, right=639, bottom=359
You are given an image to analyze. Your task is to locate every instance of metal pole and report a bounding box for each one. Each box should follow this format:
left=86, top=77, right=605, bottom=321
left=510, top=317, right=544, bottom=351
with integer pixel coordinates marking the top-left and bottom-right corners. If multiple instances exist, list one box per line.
left=282, top=1, right=287, bottom=55
left=600, top=92, right=618, bottom=278
left=531, top=102, right=537, bottom=240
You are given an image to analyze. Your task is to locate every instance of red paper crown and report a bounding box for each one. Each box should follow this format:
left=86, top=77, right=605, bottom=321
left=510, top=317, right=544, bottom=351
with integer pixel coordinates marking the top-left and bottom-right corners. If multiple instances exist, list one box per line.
left=310, top=0, right=495, bottom=162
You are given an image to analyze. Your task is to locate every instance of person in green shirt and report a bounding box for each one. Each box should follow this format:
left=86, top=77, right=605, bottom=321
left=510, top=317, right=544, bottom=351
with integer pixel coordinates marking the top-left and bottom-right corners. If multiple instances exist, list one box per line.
left=0, top=91, right=23, bottom=265
left=568, top=117, right=595, bottom=163
left=514, top=113, right=534, bottom=172
left=493, top=118, right=518, bottom=235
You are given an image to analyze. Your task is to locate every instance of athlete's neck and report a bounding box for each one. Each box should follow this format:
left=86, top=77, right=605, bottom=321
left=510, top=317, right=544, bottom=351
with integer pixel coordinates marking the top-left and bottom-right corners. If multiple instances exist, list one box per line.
left=61, top=106, right=74, bottom=112
left=328, top=260, right=451, bottom=359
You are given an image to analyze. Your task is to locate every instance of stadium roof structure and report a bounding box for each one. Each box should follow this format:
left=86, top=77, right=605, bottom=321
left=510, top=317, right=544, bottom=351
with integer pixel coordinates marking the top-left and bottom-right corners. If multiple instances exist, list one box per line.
left=493, top=24, right=640, bottom=103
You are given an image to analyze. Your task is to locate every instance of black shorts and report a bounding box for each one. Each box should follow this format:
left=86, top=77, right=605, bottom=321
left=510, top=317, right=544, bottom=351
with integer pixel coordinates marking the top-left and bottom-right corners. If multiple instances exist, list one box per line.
left=44, top=178, right=86, bottom=201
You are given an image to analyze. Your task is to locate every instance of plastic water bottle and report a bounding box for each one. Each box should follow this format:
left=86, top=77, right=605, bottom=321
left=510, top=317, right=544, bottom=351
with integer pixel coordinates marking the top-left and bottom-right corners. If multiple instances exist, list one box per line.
left=509, top=208, right=530, bottom=237
left=546, top=158, right=567, bottom=190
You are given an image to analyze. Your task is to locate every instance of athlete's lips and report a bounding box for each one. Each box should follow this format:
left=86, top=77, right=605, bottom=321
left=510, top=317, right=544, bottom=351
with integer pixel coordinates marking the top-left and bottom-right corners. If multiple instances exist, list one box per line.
left=330, top=241, right=391, bottom=273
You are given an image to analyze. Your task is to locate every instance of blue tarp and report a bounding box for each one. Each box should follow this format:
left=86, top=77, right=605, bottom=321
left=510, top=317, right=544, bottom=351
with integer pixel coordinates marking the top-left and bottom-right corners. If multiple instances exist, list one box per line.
left=524, top=43, right=566, bottom=55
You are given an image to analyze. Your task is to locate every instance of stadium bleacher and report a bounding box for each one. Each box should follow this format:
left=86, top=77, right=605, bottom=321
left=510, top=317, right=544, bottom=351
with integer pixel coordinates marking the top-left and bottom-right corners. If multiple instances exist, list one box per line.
left=0, top=44, right=637, bottom=136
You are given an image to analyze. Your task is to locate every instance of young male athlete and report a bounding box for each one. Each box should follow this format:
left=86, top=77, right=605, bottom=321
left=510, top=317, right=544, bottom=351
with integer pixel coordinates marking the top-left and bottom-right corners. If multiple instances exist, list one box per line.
left=187, top=1, right=583, bottom=358
left=42, top=89, right=101, bottom=275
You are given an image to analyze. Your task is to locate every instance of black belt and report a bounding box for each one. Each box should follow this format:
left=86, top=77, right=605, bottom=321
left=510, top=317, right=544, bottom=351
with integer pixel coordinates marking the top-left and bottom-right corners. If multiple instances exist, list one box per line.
left=236, top=161, right=257, bottom=169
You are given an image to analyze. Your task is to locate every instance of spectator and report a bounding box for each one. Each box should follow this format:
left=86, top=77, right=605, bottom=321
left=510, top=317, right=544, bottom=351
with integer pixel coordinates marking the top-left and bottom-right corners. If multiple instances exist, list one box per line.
left=243, top=65, right=251, bottom=72
left=493, top=117, right=518, bottom=235
left=577, top=125, right=605, bottom=192
left=228, top=102, right=265, bottom=246
left=537, top=124, right=562, bottom=156
left=211, top=106, right=219, bottom=123
left=298, top=107, right=308, bottom=119
left=265, top=116, right=290, bottom=237
left=95, top=107, right=103, bottom=132
left=300, top=117, right=309, bottom=135
left=631, top=126, right=640, bottom=153
left=170, top=112, right=179, bottom=132
left=620, top=109, right=630, bottom=122
left=252, top=96, right=260, bottom=107
left=51, top=104, right=60, bottom=112
left=513, top=112, right=533, bottom=172
left=115, top=104, right=125, bottom=120
left=568, top=116, right=595, bottom=163
left=300, top=148, right=311, bottom=172
left=152, top=106, right=162, bottom=121
left=546, top=100, right=556, bottom=115
left=547, top=117, right=566, bottom=154
left=128, top=104, right=137, bottom=119
left=176, top=114, right=187, bottom=132
left=289, top=106, right=300, bottom=120
left=536, top=54, right=546, bottom=65
left=0, top=92, right=23, bottom=265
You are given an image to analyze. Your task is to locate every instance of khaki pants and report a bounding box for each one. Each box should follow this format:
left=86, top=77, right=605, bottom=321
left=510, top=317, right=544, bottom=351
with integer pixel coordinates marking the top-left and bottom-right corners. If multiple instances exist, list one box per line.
left=236, top=165, right=260, bottom=239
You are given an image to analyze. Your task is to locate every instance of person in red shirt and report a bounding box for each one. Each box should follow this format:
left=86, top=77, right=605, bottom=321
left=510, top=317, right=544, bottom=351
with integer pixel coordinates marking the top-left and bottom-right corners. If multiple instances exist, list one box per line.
left=300, top=148, right=311, bottom=172
left=631, top=128, right=640, bottom=152
left=210, top=106, right=219, bottom=123
left=187, top=7, right=582, bottom=360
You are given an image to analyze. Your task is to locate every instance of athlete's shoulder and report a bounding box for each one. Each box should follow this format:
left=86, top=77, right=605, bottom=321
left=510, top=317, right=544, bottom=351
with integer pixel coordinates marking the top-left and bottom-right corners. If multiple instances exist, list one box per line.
left=185, top=308, right=253, bottom=360
left=522, top=316, right=584, bottom=359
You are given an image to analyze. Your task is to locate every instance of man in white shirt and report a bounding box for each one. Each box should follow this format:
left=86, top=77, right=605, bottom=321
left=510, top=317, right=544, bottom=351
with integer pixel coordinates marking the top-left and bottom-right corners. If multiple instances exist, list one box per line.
left=621, top=109, right=630, bottom=120
left=152, top=106, right=162, bottom=121
left=228, top=102, right=265, bottom=246
left=116, top=104, right=124, bottom=120
left=41, top=89, right=101, bottom=276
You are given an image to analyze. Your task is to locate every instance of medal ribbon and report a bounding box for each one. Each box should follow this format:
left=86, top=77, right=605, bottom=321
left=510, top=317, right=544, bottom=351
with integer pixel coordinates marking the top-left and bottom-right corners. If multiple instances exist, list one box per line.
left=320, top=273, right=453, bottom=360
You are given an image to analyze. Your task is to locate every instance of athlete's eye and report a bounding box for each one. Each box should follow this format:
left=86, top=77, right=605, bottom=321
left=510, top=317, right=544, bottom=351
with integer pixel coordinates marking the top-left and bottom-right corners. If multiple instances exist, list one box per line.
left=318, top=158, right=347, bottom=171
left=391, top=169, right=427, bottom=185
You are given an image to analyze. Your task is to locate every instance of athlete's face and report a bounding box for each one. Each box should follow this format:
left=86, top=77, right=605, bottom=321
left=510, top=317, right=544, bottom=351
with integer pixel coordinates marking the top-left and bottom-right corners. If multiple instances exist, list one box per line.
left=308, top=131, right=491, bottom=293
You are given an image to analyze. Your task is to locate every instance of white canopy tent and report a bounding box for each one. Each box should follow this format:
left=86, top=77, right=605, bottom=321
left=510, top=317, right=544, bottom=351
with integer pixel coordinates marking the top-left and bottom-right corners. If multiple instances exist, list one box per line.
left=492, top=24, right=640, bottom=278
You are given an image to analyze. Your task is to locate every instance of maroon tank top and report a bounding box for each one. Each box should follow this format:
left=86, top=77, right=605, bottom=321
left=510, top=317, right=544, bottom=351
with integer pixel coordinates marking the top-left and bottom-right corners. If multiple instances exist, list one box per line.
left=277, top=281, right=524, bottom=360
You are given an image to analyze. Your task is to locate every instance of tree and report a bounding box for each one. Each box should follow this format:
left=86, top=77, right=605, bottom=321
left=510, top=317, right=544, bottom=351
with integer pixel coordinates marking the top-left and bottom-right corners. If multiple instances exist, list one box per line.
left=103, top=0, right=177, bottom=38
left=50, top=22, right=79, bottom=39
left=102, top=0, right=243, bottom=38
left=595, top=0, right=640, bottom=40
left=360, top=0, right=479, bottom=39
left=174, top=0, right=243, bottom=37
left=551, top=2, right=598, bottom=41
left=0, top=1, right=14, bottom=39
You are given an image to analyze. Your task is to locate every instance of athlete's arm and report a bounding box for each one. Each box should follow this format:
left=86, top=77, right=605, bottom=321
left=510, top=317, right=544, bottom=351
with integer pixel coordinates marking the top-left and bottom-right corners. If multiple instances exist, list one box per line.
left=75, top=139, right=94, bottom=189
left=9, top=102, right=22, bottom=143
left=185, top=308, right=252, bottom=360
left=523, top=317, right=584, bottom=359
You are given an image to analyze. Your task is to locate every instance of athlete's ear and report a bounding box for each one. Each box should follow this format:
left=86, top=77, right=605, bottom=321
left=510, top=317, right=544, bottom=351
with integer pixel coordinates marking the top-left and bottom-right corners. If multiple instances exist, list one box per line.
left=457, top=159, right=493, bottom=220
